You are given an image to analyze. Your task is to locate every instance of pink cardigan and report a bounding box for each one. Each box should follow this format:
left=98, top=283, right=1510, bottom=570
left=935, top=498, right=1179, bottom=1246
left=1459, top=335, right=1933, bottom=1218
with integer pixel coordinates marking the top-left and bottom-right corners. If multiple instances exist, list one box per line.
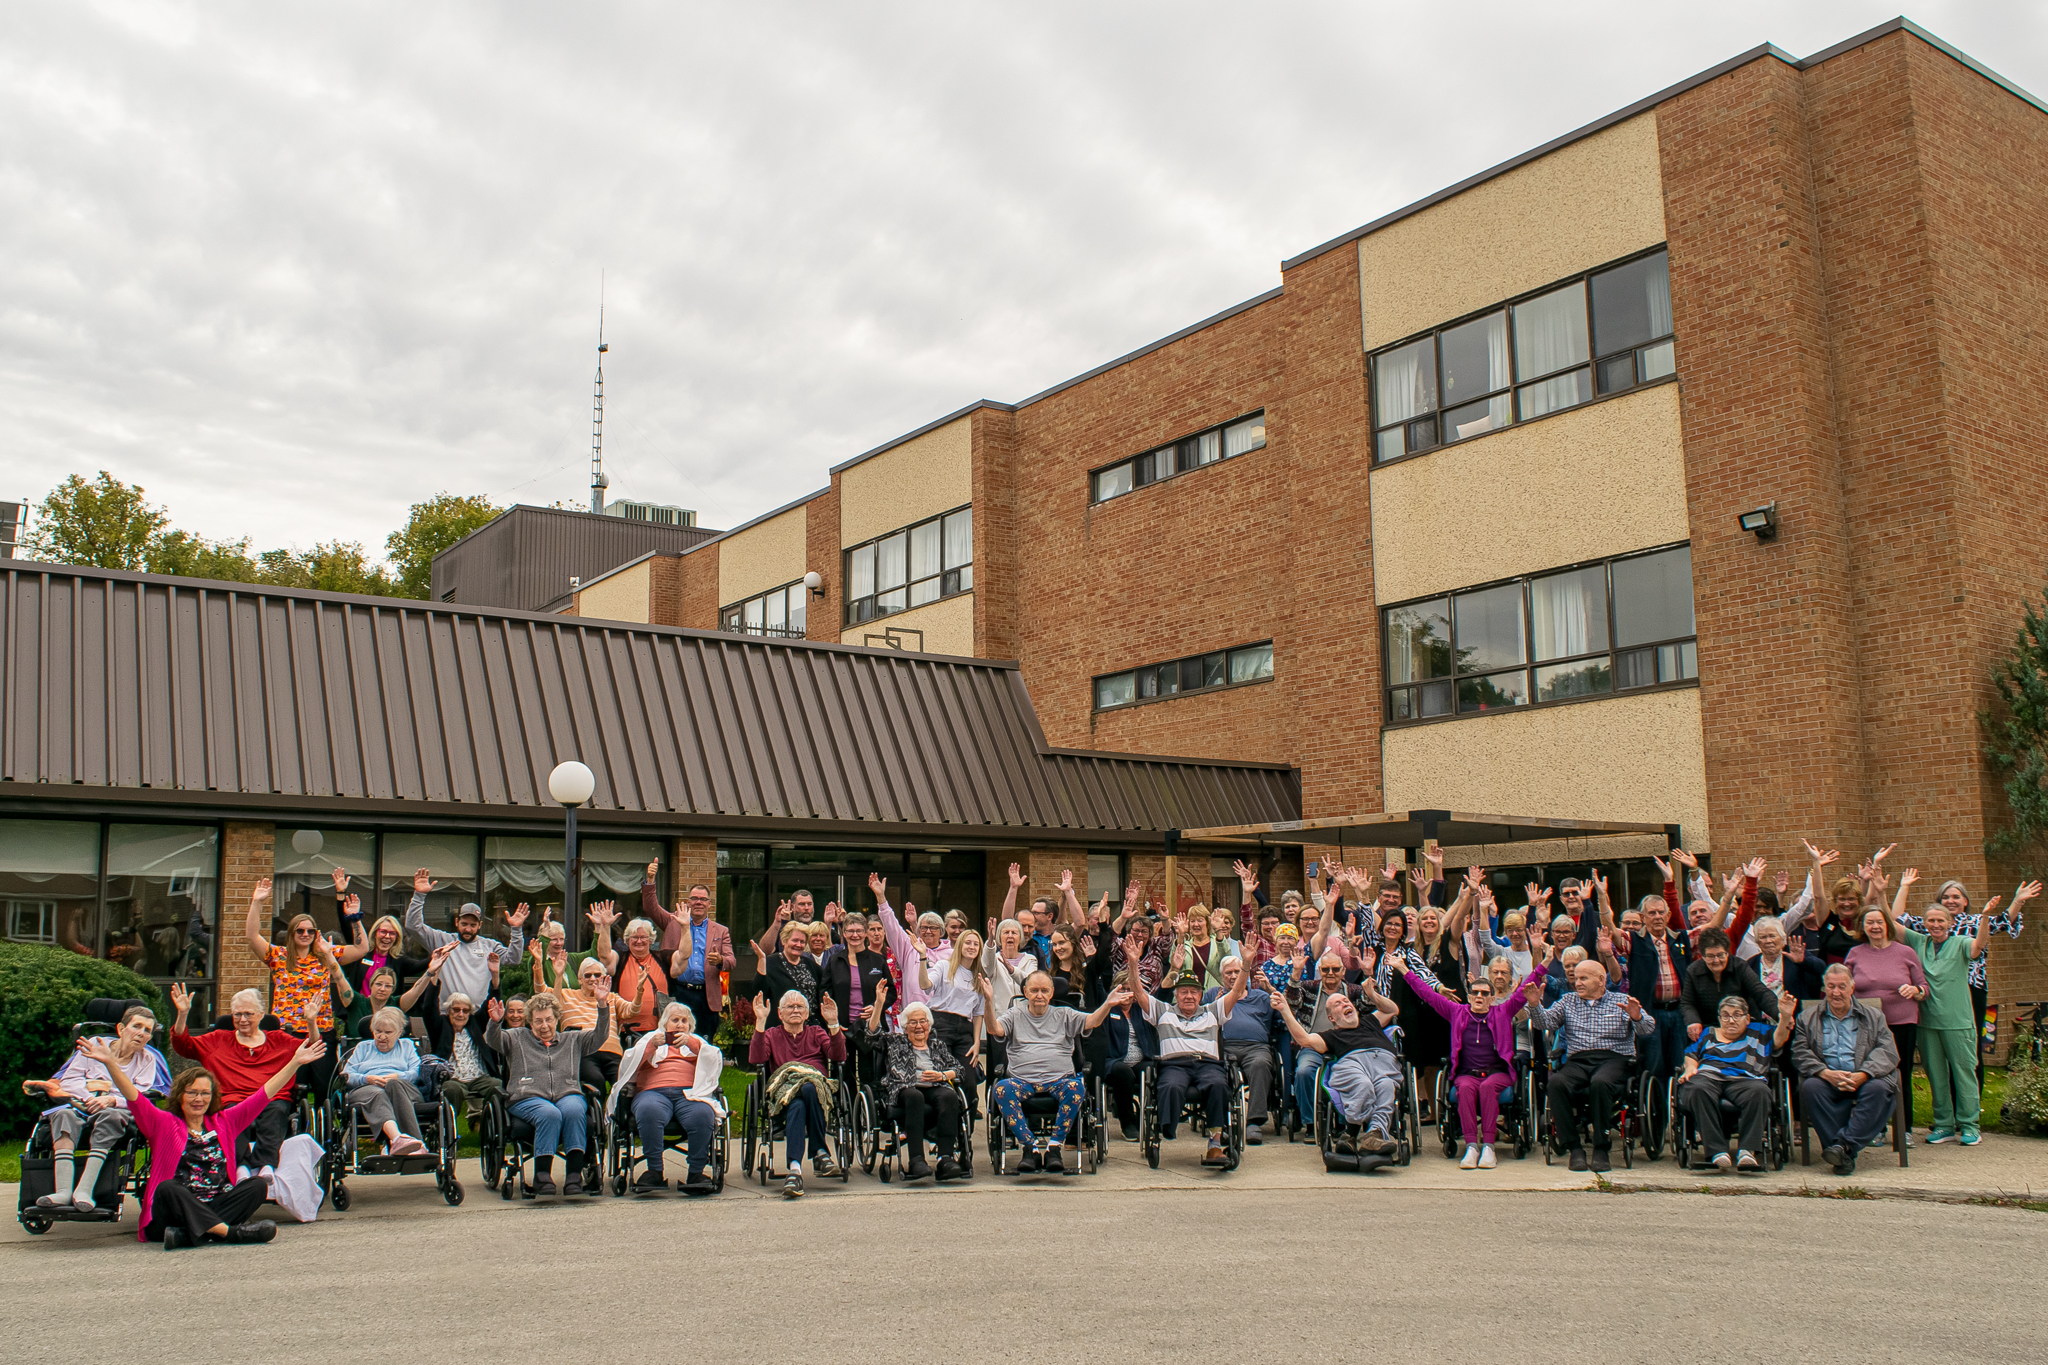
left=127, top=1088, right=272, bottom=1241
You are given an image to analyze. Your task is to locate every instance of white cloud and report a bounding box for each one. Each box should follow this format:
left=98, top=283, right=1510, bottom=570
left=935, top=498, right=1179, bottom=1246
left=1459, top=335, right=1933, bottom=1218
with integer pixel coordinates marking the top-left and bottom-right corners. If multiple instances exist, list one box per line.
left=2, top=1, right=2039, bottom=555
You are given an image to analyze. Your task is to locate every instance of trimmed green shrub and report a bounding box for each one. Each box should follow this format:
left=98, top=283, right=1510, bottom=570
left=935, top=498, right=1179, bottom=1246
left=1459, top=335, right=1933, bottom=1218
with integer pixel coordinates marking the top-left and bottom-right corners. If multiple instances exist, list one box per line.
left=0, top=943, right=162, bottom=1132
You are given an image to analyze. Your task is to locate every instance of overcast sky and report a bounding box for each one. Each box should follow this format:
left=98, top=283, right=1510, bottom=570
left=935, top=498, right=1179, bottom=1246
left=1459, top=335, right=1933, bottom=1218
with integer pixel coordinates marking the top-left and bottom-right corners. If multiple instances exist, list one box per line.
left=4, top=1, right=2042, bottom=559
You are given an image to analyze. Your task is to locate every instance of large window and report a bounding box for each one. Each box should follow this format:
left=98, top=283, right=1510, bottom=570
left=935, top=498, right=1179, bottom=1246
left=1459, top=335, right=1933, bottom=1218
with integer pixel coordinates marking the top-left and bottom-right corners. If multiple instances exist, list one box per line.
left=1095, top=641, right=1275, bottom=711
left=720, top=579, right=808, bottom=639
left=379, top=832, right=478, bottom=934
left=1, top=819, right=103, bottom=956
left=1092, top=412, right=1266, bottom=504
left=1372, top=249, right=1673, bottom=463
left=274, top=828, right=378, bottom=935
left=844, top=505, right=973, bottom=626
left=1382, top=545, right=1696, bottom=724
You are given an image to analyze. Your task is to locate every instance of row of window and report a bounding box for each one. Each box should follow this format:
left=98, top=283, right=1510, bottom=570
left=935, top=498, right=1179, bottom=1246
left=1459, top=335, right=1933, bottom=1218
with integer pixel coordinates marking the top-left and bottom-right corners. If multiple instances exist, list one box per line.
left=845, top=505, right=973, bottom=626
left=1095, top=641, right=1274, bottom=711
left=1373, top=248, right=1674, bottom=463
left=1, top=819, right=220, bottom=984
left=1091, top=412, right=1267, bottom=504
left=1382, top=544, right=1697, bottom=723
left=720, top=579, right=809, bottom=638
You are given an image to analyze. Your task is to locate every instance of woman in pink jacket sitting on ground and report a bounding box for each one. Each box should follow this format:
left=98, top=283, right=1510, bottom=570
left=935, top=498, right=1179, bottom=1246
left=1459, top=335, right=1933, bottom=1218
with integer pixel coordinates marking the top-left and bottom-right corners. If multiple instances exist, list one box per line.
left=80, top=1031, right=324, bottom=1249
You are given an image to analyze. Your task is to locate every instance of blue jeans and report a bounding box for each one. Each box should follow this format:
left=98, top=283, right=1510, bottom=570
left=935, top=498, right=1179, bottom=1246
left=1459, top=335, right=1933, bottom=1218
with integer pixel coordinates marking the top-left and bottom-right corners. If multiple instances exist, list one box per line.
left=782, top=1081, right=830, bottom=1167
left=1294, top=1050, right=1324, bottom=1130
left=631, top=1087, right=718, bottom=1176
left=511, top=1093, right=588, bottom=1156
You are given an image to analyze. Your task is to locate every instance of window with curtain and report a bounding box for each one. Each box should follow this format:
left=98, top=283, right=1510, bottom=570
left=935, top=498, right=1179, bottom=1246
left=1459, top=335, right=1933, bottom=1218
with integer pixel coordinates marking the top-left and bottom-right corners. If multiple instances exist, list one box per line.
left=721, top=580, right=808, bottom=638
left=1094, top=641, right=1276, bottom=711
left=1382, top=543, right=1695, bottom=726
left=274, top=828, right=377, bottom=935
left=1091, top=412, right=1269, bottom=504
left=103, top=824, right=219, bottom=981
left=1371, top=248, right=1673, bottom=462
left=380, top=833, right=479, bottom=935
left=843, top=506, right=973, bottom=625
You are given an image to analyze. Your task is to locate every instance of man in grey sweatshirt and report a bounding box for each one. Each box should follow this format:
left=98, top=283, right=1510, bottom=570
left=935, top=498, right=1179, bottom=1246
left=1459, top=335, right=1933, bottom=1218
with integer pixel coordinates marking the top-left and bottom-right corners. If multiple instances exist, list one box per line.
left=404, top=867, right=527, bottom=1055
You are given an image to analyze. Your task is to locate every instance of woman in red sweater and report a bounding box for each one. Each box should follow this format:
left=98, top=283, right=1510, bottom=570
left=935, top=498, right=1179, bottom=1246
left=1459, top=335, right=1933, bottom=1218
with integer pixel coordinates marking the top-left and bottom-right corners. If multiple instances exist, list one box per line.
left=748, top=990, right=847, bottom=1199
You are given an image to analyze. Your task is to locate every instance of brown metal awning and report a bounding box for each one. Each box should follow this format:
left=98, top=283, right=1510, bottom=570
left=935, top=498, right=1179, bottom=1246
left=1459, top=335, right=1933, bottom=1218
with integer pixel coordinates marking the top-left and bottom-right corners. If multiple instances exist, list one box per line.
left=1175, top=809, right=1680, bottom=850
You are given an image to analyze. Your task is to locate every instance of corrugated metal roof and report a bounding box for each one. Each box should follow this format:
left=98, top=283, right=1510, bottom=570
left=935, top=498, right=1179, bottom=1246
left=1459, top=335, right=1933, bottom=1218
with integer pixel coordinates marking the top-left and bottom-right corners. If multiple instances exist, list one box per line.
left=0, top=564, right=1298, bottom=838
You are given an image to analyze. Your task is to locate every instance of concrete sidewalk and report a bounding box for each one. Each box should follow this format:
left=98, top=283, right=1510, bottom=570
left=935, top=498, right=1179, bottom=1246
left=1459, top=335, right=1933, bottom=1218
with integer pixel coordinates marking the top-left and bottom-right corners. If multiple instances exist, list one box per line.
left=6, top=1121, right=2040, bottom=1245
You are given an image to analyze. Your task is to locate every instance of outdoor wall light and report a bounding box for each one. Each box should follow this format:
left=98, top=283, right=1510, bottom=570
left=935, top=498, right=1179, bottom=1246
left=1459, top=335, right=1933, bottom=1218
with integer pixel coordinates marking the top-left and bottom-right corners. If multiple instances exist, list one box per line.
left=1738, top=503, right=1779, bottom=543
left=803, top=570, right=824, bottom=598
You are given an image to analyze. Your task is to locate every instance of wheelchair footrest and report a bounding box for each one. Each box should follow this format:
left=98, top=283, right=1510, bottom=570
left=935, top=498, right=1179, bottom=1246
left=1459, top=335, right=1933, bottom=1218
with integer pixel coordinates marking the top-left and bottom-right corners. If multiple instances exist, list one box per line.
left=359, top=1154, right=444, bottom=1176
left=1322, top=1150, right=1396, bottom=1174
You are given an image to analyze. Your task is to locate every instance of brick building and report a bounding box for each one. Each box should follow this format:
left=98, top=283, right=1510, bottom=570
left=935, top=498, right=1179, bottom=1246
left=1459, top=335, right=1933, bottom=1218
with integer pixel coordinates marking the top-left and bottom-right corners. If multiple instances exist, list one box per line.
left=567, top=20, right=2048, bottom=1046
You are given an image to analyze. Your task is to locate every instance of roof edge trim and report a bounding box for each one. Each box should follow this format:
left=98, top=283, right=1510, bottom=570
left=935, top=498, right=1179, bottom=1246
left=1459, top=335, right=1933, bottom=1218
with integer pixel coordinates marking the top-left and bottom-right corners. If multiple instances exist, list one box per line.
left=828, top=399, right=1016, bottom=477
left=1014, top=287, right=1286, bottom=410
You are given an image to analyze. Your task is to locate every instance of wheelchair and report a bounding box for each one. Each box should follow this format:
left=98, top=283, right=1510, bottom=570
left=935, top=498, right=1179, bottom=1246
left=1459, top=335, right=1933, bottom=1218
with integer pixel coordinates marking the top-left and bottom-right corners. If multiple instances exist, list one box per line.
left=322, top=1062, right=465, bottom=1210
left=17, top=998, right=158, bottom=1235
left=485, top=1082, right=610, bottom=1199
left=984, top=1051, right=1104, bottom=1177
left=858, top=1076, right=976, bottom=1182
left=1312, top=1048, right=1417, bottom=1173
left=1671, top=1058, right=1794, bottom=1172
left=1137, top=1051, right=1247, bottom=1172
left=741, top=1061, right=856, bottom=1187
left=1434, top=1056, right=1535, bottom=1161
left=1542, top=1048, right=1644, bottom=1169
left=606, top=1079, right=730, bottom=1195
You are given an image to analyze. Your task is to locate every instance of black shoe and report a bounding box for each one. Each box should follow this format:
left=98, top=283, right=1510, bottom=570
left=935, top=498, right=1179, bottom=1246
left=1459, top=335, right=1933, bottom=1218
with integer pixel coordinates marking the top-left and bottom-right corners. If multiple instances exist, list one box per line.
left=682, top=1171, right=715, bottom=1196
left=1120, top=1121, right=1139, bottom=1142
left=782, top=1172, right=804, bottom=1199
left=1047, top=1151, right=1071, bottom=1175
left=634, top=1170, right=668, bottom=1192
left=1017, top=1148, right=1043, bottom=1174
left=936, top=1157, right=966, bottom=1182
left=813, top=1156, right=839, bottom=1179
left=1835, top=1154, right=1857, bottom=1177
left=905, top=1159, right=935, bottom=1182
left=532, top=1176, right=557, bottom=1195
left=1568, top=1149, right=1589, bottom=1172
left=162, top=1227, right=193, bottom=1252
left=1589, top=1149, right=1612, bottom=1173
left=563, top=1175, right=585, bottom=1197
left=227, top=1220, right=277, bottom=1245
left=1820, top=1143, right=1847, bottom=1171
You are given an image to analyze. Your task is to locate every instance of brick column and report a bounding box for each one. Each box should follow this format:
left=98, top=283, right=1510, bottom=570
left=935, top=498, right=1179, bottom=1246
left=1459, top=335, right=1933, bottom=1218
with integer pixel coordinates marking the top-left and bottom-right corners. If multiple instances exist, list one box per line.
left=670, top=836, right=718, bottom=908
left=806, top=482, right=843, bottom=641
left=217, top=821, right=275, bottom=1009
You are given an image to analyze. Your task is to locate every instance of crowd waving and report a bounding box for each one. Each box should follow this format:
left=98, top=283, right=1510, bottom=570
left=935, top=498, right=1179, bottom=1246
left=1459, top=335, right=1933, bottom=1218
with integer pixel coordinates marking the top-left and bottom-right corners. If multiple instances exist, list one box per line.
left=19, top=841, right=2035, bottom=1246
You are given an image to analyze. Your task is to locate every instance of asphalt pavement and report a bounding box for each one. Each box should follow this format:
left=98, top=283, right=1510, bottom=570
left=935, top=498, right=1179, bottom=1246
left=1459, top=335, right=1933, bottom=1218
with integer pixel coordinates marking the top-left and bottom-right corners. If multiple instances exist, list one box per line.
left=4, top=1129, right=2044, bottom=1363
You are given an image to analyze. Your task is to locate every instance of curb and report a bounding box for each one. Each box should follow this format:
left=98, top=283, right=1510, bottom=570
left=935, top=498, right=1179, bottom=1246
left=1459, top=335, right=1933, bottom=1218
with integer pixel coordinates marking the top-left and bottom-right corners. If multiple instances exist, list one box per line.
left=1596, top=1176, right=2045, bottom=1209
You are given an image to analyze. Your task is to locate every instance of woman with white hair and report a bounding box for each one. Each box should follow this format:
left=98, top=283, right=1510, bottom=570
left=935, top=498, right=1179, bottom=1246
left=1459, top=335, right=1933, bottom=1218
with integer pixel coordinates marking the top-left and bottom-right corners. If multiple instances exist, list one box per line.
left=341, top=1006, right=428, bottom=1156
left=877, top=1002, right=972, bottom=1181
left=485, top=985, right=613, bottom=1195
left=610, top=1000, right=724, bottom=1194
left=532, top=938, right=627, bottom=1089
left=589, top=901, right=666, bottom=1039
left=872, top=871, right=949, bottom=1014
left=748, top=988, right=847, bottom=1198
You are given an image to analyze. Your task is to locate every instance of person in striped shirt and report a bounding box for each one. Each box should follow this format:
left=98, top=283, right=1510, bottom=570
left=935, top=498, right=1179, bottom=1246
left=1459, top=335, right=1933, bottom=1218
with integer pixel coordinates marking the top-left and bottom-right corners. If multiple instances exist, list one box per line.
left=1678, top=992, right=1797, bottom=1173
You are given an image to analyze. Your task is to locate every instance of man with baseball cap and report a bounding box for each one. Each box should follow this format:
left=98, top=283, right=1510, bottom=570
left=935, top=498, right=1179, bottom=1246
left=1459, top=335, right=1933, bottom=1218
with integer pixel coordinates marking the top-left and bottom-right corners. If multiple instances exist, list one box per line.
left=1130, top=962, right=1250, bottom=1166
left=404, top=868, right=527, bottom=1056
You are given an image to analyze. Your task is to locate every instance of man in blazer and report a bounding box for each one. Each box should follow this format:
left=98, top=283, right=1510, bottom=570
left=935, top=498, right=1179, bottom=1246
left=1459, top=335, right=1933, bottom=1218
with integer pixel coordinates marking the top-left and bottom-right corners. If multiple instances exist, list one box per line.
left=643, top=867, right=736, bottom=1032
left=1792, top=964, right=1900, bottom=1177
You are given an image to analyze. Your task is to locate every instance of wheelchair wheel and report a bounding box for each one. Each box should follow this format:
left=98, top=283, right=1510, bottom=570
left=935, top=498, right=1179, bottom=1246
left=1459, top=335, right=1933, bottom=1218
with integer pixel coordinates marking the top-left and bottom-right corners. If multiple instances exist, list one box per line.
left=1092, top=1077, right=1109, bottom=1172
left=1140, top=1067, right=1160, bottom=1170
left=834, top=1082, right=855, bottom=1182
left=742, top=1079, right=762, bottom=1186
left=330, top=1182, right=352, bottom=1212
left=442, top=1178, right=464, bottom=1205
left=1437, top=1072, right=1458, bottom=1159
left=857, top=1089, right=879, bottom=1175
left=1223, top=1063, right=1247, bottom=1171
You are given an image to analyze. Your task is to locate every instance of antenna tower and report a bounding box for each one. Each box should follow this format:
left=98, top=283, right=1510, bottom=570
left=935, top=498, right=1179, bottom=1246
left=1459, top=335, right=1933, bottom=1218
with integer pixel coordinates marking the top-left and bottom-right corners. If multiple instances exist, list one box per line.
left=590, top=277, right=610, bottom=513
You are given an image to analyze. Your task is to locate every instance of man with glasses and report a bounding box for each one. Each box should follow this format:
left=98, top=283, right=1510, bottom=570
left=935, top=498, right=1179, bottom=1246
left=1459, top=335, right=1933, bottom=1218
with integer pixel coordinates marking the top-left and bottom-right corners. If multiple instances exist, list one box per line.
left=405, top=868, right=526, bottom=1057
left=642, top=863, right=735, bottom=1036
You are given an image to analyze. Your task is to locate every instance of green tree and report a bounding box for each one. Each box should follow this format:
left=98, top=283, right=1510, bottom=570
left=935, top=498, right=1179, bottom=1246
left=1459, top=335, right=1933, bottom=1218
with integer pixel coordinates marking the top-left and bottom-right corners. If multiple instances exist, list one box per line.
left=255, top=542, right=399, bottom=596
left=1983, top=587, right=2048, bottom=876
left=385, top=493, right=499, bottom=599
left=21, top=472, right=168, bottom=569
left=145, top=529, right=261, bottom=583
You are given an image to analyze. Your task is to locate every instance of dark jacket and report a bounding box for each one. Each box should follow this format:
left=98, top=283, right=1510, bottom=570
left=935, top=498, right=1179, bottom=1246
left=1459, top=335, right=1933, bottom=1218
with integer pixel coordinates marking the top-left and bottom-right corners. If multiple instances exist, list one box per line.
left=761, top=951, right=824, bottom=1024
left=877, top=1031, right=967, bottom=1106
left=1679, top=956, right=1779, bottom=1031
left=822, top=948, right=890, bottom=1028
left=1626, top=930, right=1697, bottom=1010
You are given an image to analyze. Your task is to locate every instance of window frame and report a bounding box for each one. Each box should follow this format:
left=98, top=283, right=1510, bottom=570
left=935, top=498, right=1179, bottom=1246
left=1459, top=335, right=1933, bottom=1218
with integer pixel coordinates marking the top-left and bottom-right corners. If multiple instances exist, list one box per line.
left=1379, top=543, right=1698, bottom=729
left=1089, top=411, right=1268, bottom=506
left=841, top=504, right=973, bottom=627
left=1369, top=246, right=1676, bottom=467
left=719, top=577, right=810, bottom=639
left=1092, top=640, right=1276, bottom=714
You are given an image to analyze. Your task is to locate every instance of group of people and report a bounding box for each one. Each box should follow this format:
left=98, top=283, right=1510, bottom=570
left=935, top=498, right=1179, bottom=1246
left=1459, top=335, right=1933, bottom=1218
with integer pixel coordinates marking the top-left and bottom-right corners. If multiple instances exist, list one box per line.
left=24, top=841, right=2031, bottom=1241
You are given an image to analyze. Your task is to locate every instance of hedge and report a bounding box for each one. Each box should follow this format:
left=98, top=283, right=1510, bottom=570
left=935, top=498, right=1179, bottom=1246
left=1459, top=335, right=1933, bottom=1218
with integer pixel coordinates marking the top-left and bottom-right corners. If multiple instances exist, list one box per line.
left=0, top=943, right=163, bottom=1132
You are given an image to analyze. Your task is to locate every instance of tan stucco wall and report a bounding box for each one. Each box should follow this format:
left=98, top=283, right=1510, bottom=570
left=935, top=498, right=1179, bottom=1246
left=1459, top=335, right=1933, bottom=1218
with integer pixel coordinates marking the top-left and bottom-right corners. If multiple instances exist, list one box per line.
left=716, top=503, right=809, bottom=606
left=1370, top=383, right=1687, bottom=604
left=839, top=416, right=973, bottom=546
left=1381, top=687, right=1711, bottom=851
left=838, top=591, right=975, bottom=657
left=573, top=557, right=651, bottom=624
left=1357, top=112, right=1666, bottom=350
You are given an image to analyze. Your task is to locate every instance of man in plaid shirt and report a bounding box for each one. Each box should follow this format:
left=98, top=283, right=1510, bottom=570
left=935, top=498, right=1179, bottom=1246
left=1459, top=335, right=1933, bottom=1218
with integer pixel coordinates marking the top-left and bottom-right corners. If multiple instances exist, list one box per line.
left=1536, top=958, right=1655, bottom=1172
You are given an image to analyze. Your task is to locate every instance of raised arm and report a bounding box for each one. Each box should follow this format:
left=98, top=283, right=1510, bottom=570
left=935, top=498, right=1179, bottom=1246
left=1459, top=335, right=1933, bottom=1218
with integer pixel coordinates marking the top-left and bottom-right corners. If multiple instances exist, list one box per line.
left=1084, top=986, right=1134, bottom=1032
left=1270, top=991, right=1324, bottom=1052
left=399, top=946, right=451, bottom=1011
left=242, top=876, right=273, bottom=958
left=642, top=863, right=681, bottom=938
left=1973, top=883, right=2039, bottom=959
left=999, top=863, right=1023, bottom=925
left=263, top=1036, right=327, bottom=1101
left=588, top=900, right=621, bottom=973
left=404, top=868, right=454, bottom=948
left=1059, top=869, right=1084, bottom=927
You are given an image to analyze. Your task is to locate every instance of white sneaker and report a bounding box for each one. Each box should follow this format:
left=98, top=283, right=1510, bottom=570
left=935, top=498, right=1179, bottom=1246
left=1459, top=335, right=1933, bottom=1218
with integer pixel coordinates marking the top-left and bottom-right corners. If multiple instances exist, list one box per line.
left=1459, top=1144, right=1479, bottom=1169
left=1712, top=1151, right=1733, bottom=1172
left=1478, top=1145, right=1497, bottom=1169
